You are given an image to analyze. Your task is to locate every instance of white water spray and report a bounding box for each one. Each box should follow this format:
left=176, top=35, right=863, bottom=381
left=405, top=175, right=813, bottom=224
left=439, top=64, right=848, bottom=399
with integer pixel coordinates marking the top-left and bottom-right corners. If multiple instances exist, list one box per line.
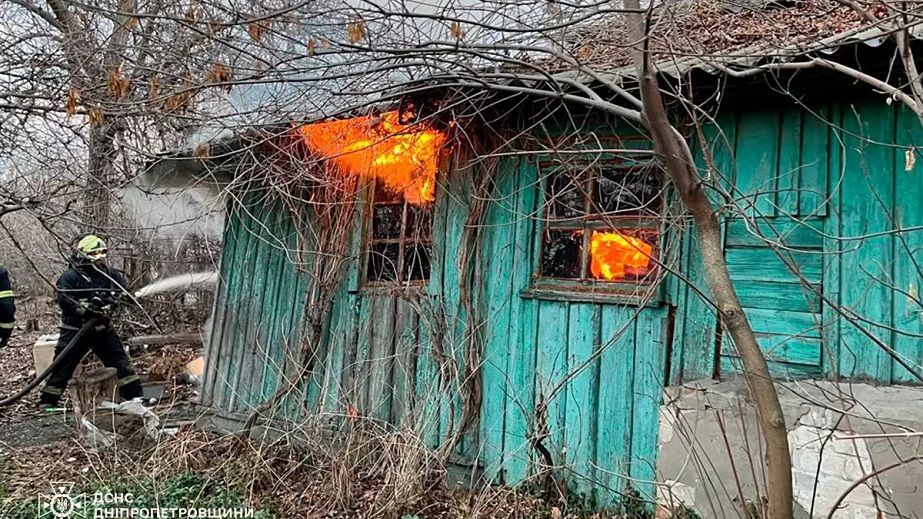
left=134, top=271, right=219, bottom=299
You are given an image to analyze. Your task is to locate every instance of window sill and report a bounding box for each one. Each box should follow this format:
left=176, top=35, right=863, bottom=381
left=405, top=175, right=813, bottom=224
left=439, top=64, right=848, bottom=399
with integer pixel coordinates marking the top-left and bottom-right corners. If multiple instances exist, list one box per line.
left=520, top=284, right=664, bottom=307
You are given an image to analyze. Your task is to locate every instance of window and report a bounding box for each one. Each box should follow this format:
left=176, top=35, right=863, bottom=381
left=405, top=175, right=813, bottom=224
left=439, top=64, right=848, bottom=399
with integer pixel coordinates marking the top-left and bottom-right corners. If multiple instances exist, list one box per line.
left=365, top=178, right=434, bottom=285
left=536, top=147, right=663, bottom=292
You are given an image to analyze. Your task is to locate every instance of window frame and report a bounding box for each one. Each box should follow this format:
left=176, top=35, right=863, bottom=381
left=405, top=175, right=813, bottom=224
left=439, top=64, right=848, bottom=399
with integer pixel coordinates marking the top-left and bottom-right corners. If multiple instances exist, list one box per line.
left=359, top=175, right=436, bottom=290
left=524, top=139, right=667, bottom=306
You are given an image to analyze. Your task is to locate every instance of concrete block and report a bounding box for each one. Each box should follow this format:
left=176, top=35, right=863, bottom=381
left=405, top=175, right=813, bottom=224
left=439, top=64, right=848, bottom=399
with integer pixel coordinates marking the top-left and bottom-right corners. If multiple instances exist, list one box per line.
left=658, top=377, right=923, bottom=519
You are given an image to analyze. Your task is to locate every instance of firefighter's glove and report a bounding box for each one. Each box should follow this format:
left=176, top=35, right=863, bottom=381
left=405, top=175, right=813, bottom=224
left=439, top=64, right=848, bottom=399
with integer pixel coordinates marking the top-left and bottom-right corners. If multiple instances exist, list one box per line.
left=94, top=296, right=115, bottom=314
left=76, top=301, right=91, bottom=316
left=77, top=297, right=112, bottom=320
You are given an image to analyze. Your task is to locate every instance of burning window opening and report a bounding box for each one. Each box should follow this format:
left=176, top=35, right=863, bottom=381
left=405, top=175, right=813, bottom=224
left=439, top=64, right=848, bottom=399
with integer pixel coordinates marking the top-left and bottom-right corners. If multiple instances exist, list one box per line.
left=298, top=111, right=446, bottom=205
left=366, top=169, right=435, bottom=285
left=537, top=142, right=663, bottom=288
left=589, top=230, right=654, bottom=281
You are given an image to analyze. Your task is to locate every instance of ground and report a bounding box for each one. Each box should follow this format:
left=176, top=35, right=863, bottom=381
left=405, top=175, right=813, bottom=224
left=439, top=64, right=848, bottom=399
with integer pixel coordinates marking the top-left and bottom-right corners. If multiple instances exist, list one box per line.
left=0, top=321, right=201, bottom=449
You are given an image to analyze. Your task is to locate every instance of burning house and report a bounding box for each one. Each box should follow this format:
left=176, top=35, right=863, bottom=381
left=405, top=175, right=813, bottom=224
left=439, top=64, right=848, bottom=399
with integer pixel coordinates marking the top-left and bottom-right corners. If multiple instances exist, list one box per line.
left=144, top=1, right=923, bottom=516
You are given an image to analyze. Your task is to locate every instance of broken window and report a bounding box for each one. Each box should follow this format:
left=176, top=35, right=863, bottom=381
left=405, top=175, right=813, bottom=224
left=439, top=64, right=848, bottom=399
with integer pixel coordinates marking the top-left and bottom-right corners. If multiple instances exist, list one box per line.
left=538, top=151, right=662, bottom=286
left=366, top=178, right=434, bottom=284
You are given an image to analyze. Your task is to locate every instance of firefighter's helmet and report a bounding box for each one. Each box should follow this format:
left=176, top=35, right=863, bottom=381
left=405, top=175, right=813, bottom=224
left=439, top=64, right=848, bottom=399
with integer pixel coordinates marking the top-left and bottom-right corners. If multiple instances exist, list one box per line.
left=76, top=234, right=108, bottom=261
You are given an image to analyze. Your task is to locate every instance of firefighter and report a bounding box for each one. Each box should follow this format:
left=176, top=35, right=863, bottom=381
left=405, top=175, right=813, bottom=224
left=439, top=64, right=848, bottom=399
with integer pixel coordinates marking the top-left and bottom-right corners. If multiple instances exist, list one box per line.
left=0, top=266, right=14, bottom=347
left=38, top=235, right=142, bottom=411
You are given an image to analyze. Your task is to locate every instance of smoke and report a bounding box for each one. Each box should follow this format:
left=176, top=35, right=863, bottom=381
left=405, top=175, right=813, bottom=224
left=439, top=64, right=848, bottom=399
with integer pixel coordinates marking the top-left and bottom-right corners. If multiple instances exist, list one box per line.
left=134, top=271, right=219, bottom=298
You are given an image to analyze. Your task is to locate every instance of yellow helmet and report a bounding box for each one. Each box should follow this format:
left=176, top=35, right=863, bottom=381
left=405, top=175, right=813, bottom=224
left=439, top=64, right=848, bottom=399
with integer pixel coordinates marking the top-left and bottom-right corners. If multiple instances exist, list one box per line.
left=77, top=234, right=108, bottom=261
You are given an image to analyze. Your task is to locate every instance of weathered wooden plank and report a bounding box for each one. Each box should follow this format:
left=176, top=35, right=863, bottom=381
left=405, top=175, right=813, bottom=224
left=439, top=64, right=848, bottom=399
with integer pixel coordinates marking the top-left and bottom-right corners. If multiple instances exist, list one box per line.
left=838, top=104, right=895, bottom=380
left=479, top=163, right=519, bottom=480
left=352, top=284, right=375, bottom=416
left=502, top=158, right=540, bottom=483
left=326, top=196, right=364, bottom=415
left=319, top=290, right=346, bottom=416
left=725, top=218, right=824, bottom=249
left=306, top=211, right=355, bottom=413
left=227, top=200, right=269, bottom=414
left=672, top=226, right=718, bottom=382
left=821, top=104, right=843, bottom=377
left=503, top=297, right=539, bottom=481
left=799, top=106, right=831, bottom=216
left=261, top=206, right=298, bottom=403
left=367, top=295, right=396, bottom=421
left=697, top=112, right=740, bottom=194
left=564, top=303, right=599, bottom=498
left=666, top=224, right=691, bottom=385
left=412, top=302, right=441, bottom=447
left=733, top=279, right=821, bottom=314
left=215, top=202, right=253, bottom=412
left=410, top=160, right=453, bottom=446
left=202, top=199, right=241, bottom=408
left=534, top=301, right=569, bottom=468
left=278, top=206, right=317, bottom=420
left=327, top=293, right=358, bottom=417
left=390, top=297, right=418, bottom=426
left=280, top=210, right=315, bottom=420
left=629, top=307, right=666, bottom=502
left=722, top=334, right=822, bottom=367
left=305, top=308, right=333, bottom=413
left=720, top=356, right=822, bottom=379
left=742, top=307, right=822, bottom=339
left=438, top=160, right=473, bottom=457
left=777, top=109, right=803, bottom=215
left=262, top=214, right=299, bottom=403
left=892, top=106, right=923, bottom=383
left=735, top=110, right=781, bottom=217
left=725, top=247, right=823, bottom=284
left=676, top=122, right=729, bottom=378
left=240, top=200, right=280, bottom=414
left=252, top=207, right=287, bottom=404
left=595, top=306, right=636, bottom=507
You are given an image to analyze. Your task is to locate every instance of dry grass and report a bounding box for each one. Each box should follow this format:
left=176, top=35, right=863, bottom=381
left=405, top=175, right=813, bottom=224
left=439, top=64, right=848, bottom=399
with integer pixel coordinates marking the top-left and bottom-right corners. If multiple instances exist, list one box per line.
left=0, top=422, right=577, bottom=519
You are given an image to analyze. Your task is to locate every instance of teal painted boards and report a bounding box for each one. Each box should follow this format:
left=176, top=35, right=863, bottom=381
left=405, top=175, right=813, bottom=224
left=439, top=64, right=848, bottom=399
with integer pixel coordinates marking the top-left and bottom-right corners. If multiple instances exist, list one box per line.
left=691, top=102, right=923, bottom=383
left=722, top=218, right=824, bottom=376
left=892, top=108, right=923, bottom=383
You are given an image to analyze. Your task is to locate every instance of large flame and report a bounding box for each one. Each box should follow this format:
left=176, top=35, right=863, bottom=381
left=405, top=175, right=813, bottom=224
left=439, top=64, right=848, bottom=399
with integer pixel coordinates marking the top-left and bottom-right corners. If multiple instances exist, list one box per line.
left=299, top=111, right=444, bottom=204
left=589, top=231, right=653, bottom=280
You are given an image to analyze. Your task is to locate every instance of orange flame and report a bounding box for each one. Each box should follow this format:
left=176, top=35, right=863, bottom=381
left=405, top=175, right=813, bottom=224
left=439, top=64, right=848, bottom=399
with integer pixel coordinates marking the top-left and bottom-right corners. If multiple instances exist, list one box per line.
left=589, top=231, right=653, bottom=280
left=299, top=111, right=444, bottom=204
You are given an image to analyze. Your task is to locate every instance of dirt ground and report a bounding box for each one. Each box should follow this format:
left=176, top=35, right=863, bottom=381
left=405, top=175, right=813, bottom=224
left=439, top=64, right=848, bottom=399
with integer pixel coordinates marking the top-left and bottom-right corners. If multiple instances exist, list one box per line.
left=0, top=298, right=204, bottom=450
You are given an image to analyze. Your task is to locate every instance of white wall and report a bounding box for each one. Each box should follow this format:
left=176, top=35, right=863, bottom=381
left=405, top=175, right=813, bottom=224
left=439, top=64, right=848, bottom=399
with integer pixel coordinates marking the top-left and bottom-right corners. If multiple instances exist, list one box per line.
left=120, top=185, right=225, bottom=245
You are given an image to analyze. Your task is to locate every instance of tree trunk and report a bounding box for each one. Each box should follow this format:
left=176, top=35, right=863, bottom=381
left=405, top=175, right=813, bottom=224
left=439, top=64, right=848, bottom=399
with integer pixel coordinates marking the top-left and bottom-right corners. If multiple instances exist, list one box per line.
left=68, top=366, right=118, bottom=424
left=69, top=366, right=149, bottom=445
left=85, top=122, right=117, bottom=232
left=623, top=3, right=794, bottom=518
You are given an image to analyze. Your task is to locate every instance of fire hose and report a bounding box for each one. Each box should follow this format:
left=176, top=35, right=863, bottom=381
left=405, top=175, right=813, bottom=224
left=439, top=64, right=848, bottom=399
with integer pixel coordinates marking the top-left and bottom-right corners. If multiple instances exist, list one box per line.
left=0, top=317, right=98, bottom=408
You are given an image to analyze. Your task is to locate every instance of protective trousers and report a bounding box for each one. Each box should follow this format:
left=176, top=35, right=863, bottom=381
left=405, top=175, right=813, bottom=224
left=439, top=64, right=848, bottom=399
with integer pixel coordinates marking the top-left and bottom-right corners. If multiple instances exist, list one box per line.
left=39, top=327, right=142, bottom=405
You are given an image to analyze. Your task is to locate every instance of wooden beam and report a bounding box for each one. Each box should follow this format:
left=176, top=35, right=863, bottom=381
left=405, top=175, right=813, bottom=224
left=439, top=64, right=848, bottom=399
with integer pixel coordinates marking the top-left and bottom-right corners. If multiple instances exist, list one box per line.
left=127, top=333, right=203, bottom=346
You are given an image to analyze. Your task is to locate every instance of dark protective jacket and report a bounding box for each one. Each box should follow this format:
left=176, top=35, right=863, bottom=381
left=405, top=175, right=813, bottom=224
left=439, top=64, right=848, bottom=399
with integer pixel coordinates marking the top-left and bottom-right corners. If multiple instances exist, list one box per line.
left=57, top=259, right=129, bottom=328
left=0, top=267, right=15, bottom=338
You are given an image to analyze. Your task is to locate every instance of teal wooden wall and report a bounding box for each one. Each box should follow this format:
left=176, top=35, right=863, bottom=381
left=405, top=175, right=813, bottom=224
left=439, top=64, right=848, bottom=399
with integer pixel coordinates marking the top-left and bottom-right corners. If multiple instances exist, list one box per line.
left=204, top=149, right=669, bottom=506
left=202, top=100, right=923, bottom=510
left=673, top=102, right=923, bottom=384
